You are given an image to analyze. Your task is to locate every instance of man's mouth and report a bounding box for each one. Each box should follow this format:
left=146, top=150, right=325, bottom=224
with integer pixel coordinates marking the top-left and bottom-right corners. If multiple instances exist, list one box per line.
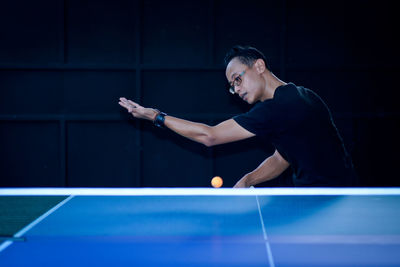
left=240, top=93, right=247, bottom=100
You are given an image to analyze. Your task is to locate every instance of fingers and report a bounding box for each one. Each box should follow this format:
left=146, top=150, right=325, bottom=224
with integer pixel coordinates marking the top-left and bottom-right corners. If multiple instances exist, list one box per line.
left=128, top=100, right=140, bottom=108
left=118, top=97, right=150, bottom=121
left=119, top=102, right=132, bottom=113
left=233, top=179, right=249, bottom=188
left=118, top=101, right=130, bottom=110
left=119, top=97, right=130, bottom=106
left=119, top=97, right=140, bottom=113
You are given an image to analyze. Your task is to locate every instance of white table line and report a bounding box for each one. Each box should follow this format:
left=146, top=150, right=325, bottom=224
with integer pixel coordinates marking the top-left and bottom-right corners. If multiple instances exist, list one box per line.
left=0, top=195, right=74, bottom=253
left=254, top=188, right=276, bottom=267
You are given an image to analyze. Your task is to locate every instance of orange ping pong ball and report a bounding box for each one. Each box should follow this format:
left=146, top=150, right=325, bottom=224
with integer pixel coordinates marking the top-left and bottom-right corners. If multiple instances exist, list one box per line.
left=211, top=176, right=223, bottom=188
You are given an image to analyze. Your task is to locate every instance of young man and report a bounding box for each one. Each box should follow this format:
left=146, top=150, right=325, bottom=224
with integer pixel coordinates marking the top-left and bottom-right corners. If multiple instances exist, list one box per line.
left=119, top=45, right=357, bottom=187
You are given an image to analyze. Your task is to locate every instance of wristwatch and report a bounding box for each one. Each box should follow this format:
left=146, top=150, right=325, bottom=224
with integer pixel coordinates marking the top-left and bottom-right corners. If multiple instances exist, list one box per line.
left=153, top=111, right=167, bottom=128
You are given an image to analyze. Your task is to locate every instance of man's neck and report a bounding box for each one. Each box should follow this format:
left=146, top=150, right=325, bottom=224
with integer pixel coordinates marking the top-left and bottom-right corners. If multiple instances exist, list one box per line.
left=260, top=72, right=287, bottom=101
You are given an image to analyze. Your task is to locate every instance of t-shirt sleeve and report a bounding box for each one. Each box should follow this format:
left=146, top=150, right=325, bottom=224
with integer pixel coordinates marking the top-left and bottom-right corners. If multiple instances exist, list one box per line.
left=233, top=85, right=304, bottom=137
left=233, top=101, right=279, bottom=136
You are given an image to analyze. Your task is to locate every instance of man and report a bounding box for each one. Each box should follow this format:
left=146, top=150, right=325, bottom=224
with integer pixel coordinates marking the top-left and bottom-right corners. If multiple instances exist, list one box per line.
left=119, top=45, right=357, bottom=187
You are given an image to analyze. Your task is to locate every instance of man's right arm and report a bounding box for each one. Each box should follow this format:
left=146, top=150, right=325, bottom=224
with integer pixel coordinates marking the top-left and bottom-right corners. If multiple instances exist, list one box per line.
left=234, top=150, right=290, bottom=188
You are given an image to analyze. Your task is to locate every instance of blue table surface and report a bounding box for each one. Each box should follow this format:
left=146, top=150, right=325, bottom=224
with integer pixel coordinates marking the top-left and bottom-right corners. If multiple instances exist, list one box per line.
left=1, top=193, right=400, bottom=267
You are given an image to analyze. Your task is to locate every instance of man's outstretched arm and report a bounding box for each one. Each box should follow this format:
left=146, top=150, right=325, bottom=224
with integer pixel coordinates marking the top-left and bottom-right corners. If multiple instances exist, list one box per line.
left=234, top=150, right=290, bottom=188
left=119, top=97, right=255, bottom=146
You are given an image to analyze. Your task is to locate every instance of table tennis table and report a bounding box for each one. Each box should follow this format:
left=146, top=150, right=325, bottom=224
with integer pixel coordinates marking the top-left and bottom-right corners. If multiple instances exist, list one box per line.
left=0, top=188, right=399, bottom=266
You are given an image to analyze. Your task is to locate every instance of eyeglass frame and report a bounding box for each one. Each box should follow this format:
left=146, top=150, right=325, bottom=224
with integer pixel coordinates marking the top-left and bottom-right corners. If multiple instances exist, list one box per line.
left=229, top=70, right=246, bottom=94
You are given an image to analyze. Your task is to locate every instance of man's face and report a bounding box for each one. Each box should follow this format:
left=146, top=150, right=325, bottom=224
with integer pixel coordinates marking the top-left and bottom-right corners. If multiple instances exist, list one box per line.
left=225, top=58, right=262, bottom=104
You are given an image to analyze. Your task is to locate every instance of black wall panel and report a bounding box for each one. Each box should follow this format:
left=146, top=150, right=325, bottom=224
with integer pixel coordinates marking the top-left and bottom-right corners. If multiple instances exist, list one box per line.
left=67, top=122, right=139, bottom=187
left=0, top=122, right=61, bottom=186
left=215, top=0, right=283, bottom=69
left=343, top=1, right=400, bottom=66
left=286, top=0, right=400, bottom=68
left=353, top=118, right=400, bottom=186
left=142, top=1, right=210, bottom=65
left=286, top=0, right=350, bottom=68
left=141, top=123, right=210, bottom=187
left=64, top=71, right=136, bottom=113
left=0, top=0, right=61, bottom=63
left=0, top=0, right=398, bottom=187
left=0, top=71, right=63, bottom=114
left=0, top=70, right=136, bottom=115
left=142, top=70, right=249, bottom=115
left=67, top=0, right=137, bottom=63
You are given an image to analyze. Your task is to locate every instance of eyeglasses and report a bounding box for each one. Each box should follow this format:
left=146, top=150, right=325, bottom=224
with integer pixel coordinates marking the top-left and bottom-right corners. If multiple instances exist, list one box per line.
left=229, top=70, right=246, bottom=94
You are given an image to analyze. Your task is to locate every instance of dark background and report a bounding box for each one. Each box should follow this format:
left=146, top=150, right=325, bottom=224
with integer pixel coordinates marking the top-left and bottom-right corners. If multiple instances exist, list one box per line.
left=0, top=0, right=399, bottom=188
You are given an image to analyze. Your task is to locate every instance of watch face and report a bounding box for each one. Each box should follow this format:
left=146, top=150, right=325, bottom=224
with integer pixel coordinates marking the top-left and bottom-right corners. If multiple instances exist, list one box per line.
left=154, top=113, right=166, bottom=128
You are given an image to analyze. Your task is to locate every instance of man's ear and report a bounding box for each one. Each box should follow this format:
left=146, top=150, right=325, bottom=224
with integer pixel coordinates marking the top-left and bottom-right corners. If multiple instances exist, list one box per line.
left=254, top=59, right=266, bottom=74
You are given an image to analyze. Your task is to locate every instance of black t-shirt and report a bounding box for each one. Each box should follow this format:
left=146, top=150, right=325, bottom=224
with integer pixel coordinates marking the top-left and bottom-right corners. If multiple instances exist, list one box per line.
left=233, top=83, right=358, bottom=186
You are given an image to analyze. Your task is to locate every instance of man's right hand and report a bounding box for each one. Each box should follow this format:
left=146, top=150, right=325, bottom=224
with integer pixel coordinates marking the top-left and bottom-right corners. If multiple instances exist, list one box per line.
left=234, top=150, right=290, bottom=188
left=233, top=176, right=250, bottom=188
left=119, top=97, right=158, bottom=121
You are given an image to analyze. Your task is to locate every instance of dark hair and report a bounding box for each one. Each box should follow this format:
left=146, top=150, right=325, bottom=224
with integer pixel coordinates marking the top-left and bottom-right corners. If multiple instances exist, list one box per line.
left=224, top=45, right=270, bottom=69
